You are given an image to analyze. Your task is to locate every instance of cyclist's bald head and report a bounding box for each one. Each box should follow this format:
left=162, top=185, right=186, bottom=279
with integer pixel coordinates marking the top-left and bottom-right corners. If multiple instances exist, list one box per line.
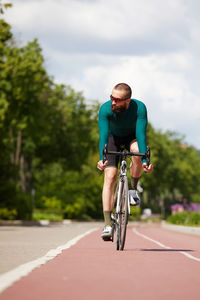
left=113, top=83, right=132, bottom=99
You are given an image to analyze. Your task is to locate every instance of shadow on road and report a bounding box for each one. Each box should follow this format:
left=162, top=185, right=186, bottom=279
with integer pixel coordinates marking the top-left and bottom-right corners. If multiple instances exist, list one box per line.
left=140, top=249, right=194, bottom=252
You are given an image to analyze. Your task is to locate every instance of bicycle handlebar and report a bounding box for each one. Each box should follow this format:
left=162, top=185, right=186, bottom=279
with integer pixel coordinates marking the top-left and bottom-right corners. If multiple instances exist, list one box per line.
left=103, top=144, right=151, bottom=166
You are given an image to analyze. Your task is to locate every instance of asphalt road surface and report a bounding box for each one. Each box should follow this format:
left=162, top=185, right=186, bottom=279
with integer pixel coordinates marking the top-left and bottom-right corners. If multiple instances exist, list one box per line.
left=0, top=221, right=102, bottom=274
left=0, top=222, right=200, bottom=299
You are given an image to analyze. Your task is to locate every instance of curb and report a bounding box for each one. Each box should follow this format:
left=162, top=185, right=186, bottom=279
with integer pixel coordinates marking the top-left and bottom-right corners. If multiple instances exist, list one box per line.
left=0, top=219, right=72, bottom=227
left=161, top=221, right=200, bottom=236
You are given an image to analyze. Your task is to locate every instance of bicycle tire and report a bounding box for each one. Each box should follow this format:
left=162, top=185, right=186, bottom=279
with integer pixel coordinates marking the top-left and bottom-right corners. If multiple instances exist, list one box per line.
left=115, top=180, right=123, bottom=250
left=111, top=222, right=115, bottom=242
left=119, top=176, right=129, bottom=250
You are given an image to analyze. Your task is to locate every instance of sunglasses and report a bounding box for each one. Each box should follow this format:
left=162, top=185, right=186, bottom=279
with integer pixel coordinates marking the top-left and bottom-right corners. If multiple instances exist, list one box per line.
left=110, top=95, right=130, bottom=103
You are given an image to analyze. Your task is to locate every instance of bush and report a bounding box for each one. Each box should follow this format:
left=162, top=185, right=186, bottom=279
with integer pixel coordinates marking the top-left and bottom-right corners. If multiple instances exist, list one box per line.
left=33, top=210, right=63, bottom=221
left=129, top=206, right=141, bottom=221
left=16, top=193, right=33, bottom=220
left=0, top=208, right=17, bottom=220
left=40, top=196, right=62, bottom=213
left=167, top=212, right=200, bottom=226
left=64, top=197, right=93, bottom=221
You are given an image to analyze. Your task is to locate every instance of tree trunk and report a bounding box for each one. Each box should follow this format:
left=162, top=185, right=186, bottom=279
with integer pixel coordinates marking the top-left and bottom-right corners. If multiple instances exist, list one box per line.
left=9, top=127, right=15, bottom=164
left=15, top=130, right=22, bottom=165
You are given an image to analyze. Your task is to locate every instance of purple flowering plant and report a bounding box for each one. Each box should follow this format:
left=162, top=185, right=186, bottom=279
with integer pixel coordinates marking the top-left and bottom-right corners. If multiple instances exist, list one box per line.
left=171, top=197, right=200, bottom=212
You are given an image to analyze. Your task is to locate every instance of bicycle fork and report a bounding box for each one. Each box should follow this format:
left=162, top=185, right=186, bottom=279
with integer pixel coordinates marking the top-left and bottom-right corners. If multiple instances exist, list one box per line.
left=116, top=176, right=131, bottom=215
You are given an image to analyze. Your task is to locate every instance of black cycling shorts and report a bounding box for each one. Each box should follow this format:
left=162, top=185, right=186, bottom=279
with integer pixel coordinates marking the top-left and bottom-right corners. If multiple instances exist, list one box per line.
left=106, top=133, right=136, bottom=168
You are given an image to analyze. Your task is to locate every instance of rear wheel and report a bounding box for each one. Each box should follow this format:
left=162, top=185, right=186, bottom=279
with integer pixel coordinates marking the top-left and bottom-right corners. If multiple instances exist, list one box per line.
left=116, top=223, right=120, bottom=250
left=111, top=222, right=115, bottom=242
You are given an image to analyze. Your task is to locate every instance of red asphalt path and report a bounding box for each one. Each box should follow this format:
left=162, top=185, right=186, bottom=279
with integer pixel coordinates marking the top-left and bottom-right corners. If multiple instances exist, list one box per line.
left=0, top=224, right=200, bottom=300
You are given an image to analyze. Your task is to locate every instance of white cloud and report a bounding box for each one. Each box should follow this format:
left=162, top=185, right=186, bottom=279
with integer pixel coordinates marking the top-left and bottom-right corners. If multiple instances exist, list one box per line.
left=7, top=0, right=192, bottom=52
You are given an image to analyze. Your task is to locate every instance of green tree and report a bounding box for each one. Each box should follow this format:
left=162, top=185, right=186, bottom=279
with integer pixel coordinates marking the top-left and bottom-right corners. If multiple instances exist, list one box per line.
left=1, top=39, right=49, bottom=193
left=35, top=84, right=98, bottom=170
left=0, top=1, right=12, bottom=15
left=141, top=124, right=200, bottom=216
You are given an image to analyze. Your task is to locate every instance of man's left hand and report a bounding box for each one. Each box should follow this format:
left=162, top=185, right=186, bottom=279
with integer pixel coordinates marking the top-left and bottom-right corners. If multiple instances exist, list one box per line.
left=143, top=163, right=154, bottom=173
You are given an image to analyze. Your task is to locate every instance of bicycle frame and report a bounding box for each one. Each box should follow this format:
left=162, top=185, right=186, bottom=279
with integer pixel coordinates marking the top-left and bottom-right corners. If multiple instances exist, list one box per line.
left=116, top=159, right=130, bottom=215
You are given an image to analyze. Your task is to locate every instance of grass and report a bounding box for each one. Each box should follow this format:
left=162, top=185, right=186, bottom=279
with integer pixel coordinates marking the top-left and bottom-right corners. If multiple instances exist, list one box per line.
left=33, top=211, right=63, bottom=221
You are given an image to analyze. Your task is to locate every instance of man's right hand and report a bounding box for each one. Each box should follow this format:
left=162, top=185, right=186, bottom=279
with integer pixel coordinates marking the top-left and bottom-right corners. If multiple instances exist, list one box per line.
left=97, top=160, right=108, bottom=171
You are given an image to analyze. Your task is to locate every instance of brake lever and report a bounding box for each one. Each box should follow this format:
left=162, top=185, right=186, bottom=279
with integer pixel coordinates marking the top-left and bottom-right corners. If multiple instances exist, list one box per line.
left=146, top=146, right=150, bottom=166
left=103, top=144, right=108, bottom=164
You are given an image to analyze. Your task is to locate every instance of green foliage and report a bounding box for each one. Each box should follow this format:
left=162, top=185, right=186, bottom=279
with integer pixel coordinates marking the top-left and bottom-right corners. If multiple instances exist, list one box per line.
left=34, top=158, right=103, bottom=220
left=167, top=212, right=200, bottom=226
left=129, top=206, right=141, bottom=221
left=33, top=211, right=62, bottom=221
left=15, top=192, right=33, bottom=220
left=64, top=200, right=87, bottom=220
left=141, top=124, right=200, bottom=216
left=0, top=1, right=12, bottom=15
left=41, top=196, right=62, bottom=213
left=0, top=208, right=17, bottom=220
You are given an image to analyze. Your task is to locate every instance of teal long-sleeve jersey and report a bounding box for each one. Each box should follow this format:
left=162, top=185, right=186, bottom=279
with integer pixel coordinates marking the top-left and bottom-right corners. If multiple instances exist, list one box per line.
left=98, top=99, right=148, bottom=162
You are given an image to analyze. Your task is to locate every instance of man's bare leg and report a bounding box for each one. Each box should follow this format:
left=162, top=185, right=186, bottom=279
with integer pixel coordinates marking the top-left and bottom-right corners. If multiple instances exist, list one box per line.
left=129, top=140, right=142, bottom=189
left=102, top=167, right=117, bottom=226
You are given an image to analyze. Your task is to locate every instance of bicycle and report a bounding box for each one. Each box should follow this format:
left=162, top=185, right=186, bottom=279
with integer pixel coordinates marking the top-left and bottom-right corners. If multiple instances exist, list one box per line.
left=102, top=144, right=150, bottom=251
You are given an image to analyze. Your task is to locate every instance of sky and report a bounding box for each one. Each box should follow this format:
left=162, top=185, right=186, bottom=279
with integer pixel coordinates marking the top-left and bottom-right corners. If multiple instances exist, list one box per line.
left=4, top=0, right=200, bottom=149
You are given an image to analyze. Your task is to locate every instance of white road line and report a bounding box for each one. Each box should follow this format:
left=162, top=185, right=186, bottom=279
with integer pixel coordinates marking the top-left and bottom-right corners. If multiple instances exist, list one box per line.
left=0, top=227, right=98, bottom=293
left=133, top=228, right=200, bottom=262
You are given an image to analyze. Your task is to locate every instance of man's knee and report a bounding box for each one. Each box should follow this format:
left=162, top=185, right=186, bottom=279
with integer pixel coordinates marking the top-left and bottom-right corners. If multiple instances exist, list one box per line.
left=104, top=168, right=117, bottom=184
left=130, top=140, right=139, bottom=152
left=130, top=141, right=142, bottom=169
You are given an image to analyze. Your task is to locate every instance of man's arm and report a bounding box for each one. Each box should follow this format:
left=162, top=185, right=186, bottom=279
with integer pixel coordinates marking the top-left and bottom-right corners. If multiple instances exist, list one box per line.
left=98, top=104, right=110, bottom=160
left=135, top=101, right=147, bottom=163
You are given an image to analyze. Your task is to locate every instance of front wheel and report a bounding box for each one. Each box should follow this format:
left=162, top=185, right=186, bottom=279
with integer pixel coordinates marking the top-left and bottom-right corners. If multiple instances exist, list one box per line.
left=119, top=176, right=129, bottom=250
left=115, top=181, right=122, bottom=250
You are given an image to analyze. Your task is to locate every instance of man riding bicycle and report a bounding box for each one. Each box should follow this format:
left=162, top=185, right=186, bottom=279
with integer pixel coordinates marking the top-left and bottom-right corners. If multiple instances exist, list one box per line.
left=97, top=83, right=153, bottom=239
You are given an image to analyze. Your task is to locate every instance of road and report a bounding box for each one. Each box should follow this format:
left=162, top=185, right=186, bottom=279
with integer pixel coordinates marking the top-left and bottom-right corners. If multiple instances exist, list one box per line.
left=0, top=222, right=200, bottom=299
left=0, top=221, right=101, bottom=274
